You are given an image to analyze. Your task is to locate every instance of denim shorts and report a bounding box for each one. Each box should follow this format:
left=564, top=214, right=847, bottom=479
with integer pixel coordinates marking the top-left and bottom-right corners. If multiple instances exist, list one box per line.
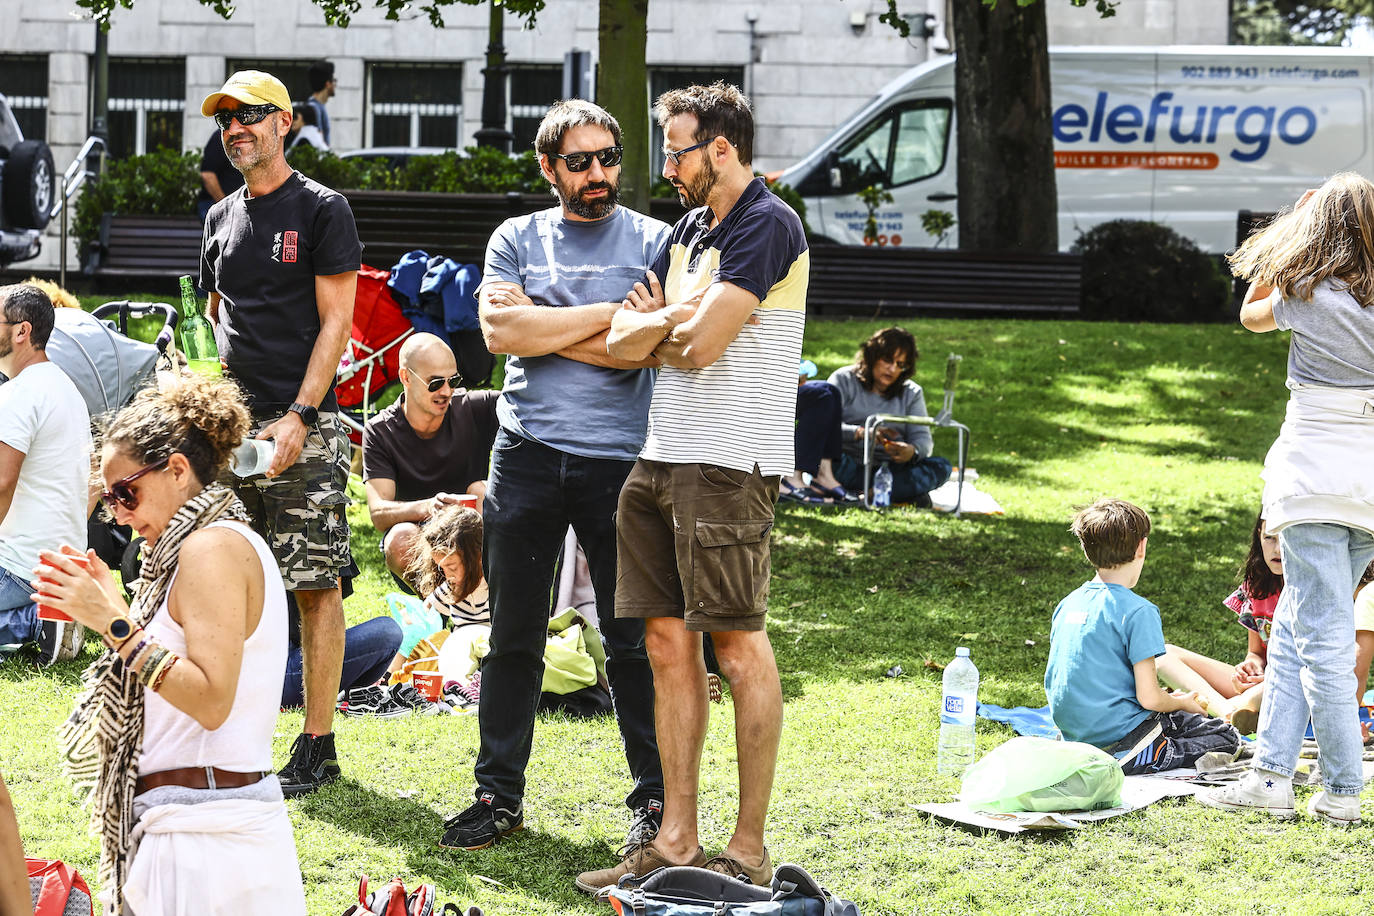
left=615, top=460, right=778, bottom=632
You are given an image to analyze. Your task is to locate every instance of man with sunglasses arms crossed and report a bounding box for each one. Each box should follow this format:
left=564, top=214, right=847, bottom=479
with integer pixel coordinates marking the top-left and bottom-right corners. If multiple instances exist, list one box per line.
left=362, top=332, right=498, bottom=588
left=0, top=284, right=91, bottom=666
left=198, top=71, right=361, bottom=796
left=440, top=100, right=669, bottom=855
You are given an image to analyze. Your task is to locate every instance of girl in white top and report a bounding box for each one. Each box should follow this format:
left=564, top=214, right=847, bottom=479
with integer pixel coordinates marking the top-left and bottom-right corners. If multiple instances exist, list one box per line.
left=1200, top=173, right=1374, bottom=826
left=36, top=376, right=305, bottom=916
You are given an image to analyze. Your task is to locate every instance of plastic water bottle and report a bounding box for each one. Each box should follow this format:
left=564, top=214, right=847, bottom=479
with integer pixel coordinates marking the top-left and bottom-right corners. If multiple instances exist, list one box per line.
left=937, top=647, right=979, bottom=777
left=873, top=463, right=893, bottom=508
left=178, top=275, right=221, bottom=377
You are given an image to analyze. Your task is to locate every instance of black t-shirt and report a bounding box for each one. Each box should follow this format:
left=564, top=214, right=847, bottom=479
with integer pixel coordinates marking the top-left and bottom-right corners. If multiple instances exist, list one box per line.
left=200, top=171, right=362, bottom=411
left=195, top=131, right=244, bottom=205
left=362, top=390, right=500, bottom=500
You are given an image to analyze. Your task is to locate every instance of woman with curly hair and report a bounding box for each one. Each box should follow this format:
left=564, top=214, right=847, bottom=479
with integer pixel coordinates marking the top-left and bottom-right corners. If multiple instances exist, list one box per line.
left=785, top=326, right=951, bottom=505
left=35, top=376, right=305, bottom=915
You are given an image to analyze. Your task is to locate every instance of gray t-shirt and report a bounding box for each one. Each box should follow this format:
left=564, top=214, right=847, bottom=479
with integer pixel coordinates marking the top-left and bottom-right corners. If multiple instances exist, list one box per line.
left=1272, top=280, right=1374, bottom=388
left=481, top=205, right=670, bottom=460
left=828, top=365, right=934, bottom=461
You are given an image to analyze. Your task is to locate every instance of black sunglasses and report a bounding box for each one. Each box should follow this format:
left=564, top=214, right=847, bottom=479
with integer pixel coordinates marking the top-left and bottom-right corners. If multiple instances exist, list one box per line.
left=549, top=146, right=623, bottom=172
left=100, top=456, right=171, bottom=513
left=213, top=103, right=281, bottom=131
left=406, top=367, right=462, bottom=393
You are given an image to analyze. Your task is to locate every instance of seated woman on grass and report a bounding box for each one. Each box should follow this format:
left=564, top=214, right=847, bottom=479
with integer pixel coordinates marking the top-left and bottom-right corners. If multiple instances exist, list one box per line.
left=35, top=377, right=305, bottom=915
left=784, top=326, right=951, bottom=505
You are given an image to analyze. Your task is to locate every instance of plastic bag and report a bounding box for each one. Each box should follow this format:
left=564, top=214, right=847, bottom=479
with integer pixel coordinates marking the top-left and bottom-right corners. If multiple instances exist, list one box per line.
left=958, top=736, right=1123, bottom=813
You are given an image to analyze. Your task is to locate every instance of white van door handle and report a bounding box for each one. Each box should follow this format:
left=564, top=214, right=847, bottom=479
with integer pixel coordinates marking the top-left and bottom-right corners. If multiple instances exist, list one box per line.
left=927, top=193, right=957, bottom=201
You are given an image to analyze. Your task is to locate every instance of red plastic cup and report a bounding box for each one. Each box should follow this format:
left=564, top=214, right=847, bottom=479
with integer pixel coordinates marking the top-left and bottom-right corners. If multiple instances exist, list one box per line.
left=413, top=671, right=442, bottom=702
left=36, top=554, right=89, bottom=622
left=456, top=494, right=479, bottom=510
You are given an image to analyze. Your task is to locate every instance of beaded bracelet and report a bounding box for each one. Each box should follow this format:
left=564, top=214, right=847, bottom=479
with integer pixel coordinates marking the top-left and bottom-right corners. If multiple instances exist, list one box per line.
left=137, top=647, right=169, bottom=687
left=149, top=654, right=178, bottom=693
left=122, top=633, right=151, bottom=669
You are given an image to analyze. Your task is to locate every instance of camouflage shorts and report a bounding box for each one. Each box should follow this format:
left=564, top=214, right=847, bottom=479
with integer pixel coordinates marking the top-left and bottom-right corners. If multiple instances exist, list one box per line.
left=230, top=410, right=352, bottom=591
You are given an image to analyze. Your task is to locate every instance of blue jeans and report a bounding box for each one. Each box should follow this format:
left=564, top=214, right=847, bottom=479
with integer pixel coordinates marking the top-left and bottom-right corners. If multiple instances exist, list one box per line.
left=0, top=567, right=37, bottom=648
left=794, top=382, right=842, bottom=475
left=475, top=430, right=662, bottom=810
left=280, top=616, right=402, bottom=708
left=834, top=452, right=952, bottom=503
left=1256, top=522, right=1374, bottom=795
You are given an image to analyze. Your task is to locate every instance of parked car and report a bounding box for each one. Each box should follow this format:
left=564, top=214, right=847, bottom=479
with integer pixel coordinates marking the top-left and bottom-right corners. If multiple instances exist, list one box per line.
left=338, top=146, right=456, bottom=170
left=0, top=93, right=53, bottom=266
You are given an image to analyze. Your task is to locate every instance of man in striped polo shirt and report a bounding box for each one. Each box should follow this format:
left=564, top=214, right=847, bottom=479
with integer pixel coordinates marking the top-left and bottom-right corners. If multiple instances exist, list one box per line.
left=577, top=82, right=808, bottom=893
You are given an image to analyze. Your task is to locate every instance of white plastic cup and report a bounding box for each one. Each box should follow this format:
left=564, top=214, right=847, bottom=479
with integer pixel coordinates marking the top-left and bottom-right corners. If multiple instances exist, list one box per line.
left=230, top=438, right=275, bottom=477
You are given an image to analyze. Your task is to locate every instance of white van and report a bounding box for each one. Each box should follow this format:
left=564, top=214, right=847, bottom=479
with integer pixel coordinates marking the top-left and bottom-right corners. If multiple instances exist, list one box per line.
left=776, top=46, right=1369, bottom=253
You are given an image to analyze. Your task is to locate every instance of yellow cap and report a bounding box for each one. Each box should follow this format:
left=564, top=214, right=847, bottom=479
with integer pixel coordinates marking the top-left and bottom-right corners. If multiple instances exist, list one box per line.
left=201, top=70, right=292, bottom=117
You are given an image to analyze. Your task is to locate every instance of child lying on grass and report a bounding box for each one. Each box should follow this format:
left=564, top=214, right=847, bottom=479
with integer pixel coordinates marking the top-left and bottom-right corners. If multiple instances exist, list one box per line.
left=1045, top=499, right=1241, bottom=775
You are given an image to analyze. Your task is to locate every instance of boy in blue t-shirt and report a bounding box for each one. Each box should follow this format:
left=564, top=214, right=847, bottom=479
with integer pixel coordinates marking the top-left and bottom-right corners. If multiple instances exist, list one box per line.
left=1045, top=499, right=1240, bottom=774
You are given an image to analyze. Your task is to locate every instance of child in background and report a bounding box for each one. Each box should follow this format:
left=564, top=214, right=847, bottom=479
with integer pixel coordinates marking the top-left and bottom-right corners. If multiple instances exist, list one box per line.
left=1156, top=514, right=1281, bottom=735
left=405, top=505, right=490, bottom=690
left=1201, top=175, right=1374, bottom=826
left=1045, top=499, right=1241, bottom=775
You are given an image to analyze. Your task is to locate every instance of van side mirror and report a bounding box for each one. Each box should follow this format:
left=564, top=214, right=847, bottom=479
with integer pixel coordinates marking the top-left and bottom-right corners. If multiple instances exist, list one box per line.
left=826, top=150, right=842, bottom=190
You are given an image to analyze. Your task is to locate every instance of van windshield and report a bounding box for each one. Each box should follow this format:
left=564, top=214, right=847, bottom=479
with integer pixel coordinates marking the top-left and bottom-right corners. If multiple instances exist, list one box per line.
left=822, top=99, right=952, bottom=195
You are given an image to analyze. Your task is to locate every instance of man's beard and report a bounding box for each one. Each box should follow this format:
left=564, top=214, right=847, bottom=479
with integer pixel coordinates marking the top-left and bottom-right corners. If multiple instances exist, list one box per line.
left=225, top=123, right=282, bottom=174
left=675, top=157, right=718, bottom=209
left=555, top=175, right=620, bottom=220
left=0, top=330, right=12, bottom=361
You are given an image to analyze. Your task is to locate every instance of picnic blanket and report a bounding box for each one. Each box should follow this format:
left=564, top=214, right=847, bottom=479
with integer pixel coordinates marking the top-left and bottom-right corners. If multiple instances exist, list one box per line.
left=931, top=476, right=1003, bottom=514
left=917, top=775, right=1196, bottom=834
left=977, top=704, right=1061, bottom=739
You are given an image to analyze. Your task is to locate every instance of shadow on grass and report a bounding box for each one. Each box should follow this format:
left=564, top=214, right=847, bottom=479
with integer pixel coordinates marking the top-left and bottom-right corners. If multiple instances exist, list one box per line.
left=295, top=781, right=611, bottom=912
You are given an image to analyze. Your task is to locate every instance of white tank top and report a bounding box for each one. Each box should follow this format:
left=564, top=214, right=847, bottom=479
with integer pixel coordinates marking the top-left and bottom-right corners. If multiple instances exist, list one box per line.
left=138, top=520, right=287, bottom=776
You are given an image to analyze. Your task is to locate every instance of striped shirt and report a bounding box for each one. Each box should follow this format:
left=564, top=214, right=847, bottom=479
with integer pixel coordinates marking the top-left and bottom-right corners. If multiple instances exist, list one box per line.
left=640, top=179, right=808, bottom=476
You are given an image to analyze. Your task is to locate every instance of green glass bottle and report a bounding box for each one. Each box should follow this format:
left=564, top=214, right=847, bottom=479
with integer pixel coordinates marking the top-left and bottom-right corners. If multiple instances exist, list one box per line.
left=178, top=275, right=221, bottom=377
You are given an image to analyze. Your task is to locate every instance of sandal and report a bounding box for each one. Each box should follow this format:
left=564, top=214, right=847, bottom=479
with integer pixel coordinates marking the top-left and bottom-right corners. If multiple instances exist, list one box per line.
left=780, top=480, right=831, bottom=506
left=808, top=482, right=858, bottom=502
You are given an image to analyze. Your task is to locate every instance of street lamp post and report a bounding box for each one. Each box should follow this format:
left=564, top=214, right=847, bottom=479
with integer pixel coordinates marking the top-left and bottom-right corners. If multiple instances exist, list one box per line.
left=474, top=0, right=513, bottom=152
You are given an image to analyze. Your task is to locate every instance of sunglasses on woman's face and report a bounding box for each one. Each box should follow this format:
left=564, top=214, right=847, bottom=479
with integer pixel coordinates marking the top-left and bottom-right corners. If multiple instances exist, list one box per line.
left=100, top=456, right=171, bottom=512
left=213, top=103, right=281, bottom=131
left=549, top=146, right=623, bottom=172
left=406, top=367, right=463, bottom=392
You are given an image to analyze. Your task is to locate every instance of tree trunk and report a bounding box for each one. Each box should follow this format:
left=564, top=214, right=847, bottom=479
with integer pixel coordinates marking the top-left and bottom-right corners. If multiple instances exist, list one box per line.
left=950, top=0, right=1057, bottom=252
left=598, top=0, right=650, bottom=214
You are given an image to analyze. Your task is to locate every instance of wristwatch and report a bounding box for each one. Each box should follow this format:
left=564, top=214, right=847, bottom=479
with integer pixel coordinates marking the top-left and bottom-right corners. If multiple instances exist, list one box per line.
left=104, top=614, right=135, bottom=647
left=287, top=402, right=318, bottom=426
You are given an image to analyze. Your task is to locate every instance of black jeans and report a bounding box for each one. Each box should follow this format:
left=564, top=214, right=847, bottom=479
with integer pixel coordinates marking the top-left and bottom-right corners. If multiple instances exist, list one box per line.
left=1107, top=710, right=1241, bottom=775
left=794, top=381, right=842, bottom=476
left=474, top=429, right=662, bottom=810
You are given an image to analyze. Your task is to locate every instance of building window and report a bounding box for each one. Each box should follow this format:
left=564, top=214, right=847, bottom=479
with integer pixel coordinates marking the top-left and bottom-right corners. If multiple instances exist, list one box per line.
left=367, top=63, right=462, bottom=148
left=106, top=58, right=184, bottom=158
left=649, top=66, right=745, bottom=174
left=508, top=63, right=561, bottom=152
left=0, top=55, right=48, bottom=141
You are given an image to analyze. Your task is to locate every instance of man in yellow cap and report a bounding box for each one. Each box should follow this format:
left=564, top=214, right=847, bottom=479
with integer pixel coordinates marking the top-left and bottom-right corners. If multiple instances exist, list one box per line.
left=198, top=69, right=362, bottom=795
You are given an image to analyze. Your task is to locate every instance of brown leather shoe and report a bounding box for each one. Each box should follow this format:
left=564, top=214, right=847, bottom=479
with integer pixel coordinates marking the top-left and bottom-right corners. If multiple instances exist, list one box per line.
left=574, top=841, right=707, bottom=894
left=703, top=847, right=773, bottom=886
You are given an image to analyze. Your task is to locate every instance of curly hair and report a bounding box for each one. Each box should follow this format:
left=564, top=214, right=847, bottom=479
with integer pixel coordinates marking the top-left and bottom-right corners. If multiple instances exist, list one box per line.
left=534, top=99, right=622, bottom=159
left=101, top=375, right=251, bottom=484
left=1229, top=171, right=1374, bottom=306
left=853, top=326, right=918, bottom=396
left=406, top=504, right=483, bottom=602
left=1239, top=513, right=1284, bottom=601
left=654, top=81, right=755, bottom=166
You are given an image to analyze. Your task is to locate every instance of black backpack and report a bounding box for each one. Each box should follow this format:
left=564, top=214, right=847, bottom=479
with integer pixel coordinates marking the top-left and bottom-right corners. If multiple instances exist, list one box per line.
left=605, top=863, right=861, bottom=916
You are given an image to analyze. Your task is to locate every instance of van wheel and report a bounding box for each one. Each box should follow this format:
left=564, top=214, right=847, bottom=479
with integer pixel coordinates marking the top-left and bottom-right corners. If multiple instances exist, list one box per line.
left=3, top=140, right=54, bottom=230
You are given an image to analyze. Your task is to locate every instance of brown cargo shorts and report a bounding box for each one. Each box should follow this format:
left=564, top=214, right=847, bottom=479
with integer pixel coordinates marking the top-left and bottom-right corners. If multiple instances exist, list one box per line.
left=615, top=459, right=779, bottom=632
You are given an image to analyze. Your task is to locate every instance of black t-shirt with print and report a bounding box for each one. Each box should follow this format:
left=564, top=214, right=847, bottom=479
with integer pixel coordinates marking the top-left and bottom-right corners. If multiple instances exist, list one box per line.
left=200, top=171, right=362, bottom=412
left=361, top=390, right=500, bottom=501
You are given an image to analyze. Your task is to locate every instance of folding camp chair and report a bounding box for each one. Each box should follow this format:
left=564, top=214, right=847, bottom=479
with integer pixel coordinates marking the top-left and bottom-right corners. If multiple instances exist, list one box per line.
left=862, top=353, right=970, bottom=514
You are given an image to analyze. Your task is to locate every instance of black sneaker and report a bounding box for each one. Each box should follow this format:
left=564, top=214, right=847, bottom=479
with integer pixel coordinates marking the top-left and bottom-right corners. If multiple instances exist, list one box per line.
left=338, top=684, right=411, bottom=718
left=624, top=798, right=663, bottom=848
left=36, top=619, right=85, bottom=667
left=439, top=793, right=524, bottom=850
left=278, top=732, right=341, bottom=797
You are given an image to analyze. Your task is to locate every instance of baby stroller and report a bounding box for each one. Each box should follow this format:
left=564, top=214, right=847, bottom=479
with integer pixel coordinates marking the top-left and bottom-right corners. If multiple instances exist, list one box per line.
left=46, top=302, right=179, bottom=575
left=335, top=264, right=414, bottom=447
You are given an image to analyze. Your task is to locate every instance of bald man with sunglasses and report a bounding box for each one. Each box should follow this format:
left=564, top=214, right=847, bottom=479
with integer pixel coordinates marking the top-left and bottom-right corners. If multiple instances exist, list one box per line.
left=440, top=100, right=669, bottom=856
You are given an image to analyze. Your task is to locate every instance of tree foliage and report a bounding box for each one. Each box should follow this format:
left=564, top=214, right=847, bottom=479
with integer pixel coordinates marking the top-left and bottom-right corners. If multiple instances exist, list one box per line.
left=76, top=0, right=544, bottom=29
left=1231, top=1, right=1374, bottom=46
left=879, top=0, right=1116, bottom=36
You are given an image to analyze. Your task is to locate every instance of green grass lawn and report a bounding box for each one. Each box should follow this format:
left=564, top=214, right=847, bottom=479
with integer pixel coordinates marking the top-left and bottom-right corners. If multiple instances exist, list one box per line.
left=9, top=313, right=1370, bottom=915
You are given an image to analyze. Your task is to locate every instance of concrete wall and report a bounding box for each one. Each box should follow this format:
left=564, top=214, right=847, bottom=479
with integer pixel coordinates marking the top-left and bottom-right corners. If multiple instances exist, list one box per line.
left=1046, top=0, right=1229, bottom=46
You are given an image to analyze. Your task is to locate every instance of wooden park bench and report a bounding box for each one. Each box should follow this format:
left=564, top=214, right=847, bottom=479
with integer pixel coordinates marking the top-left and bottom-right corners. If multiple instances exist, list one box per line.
left=807, top=245, right=1082, bottom=317
left=85, top=213, right=203, bottom=284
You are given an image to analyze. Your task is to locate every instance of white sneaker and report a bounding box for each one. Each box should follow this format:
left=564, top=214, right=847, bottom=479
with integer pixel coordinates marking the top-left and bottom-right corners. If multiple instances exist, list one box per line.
left=1307, top=790, right=1362, bottom=827
left=1196, top=769, right=1295, bottom=819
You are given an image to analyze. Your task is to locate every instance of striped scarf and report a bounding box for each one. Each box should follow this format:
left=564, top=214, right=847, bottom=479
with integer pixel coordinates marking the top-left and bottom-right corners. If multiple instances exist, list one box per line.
left=59, top=483, right=249, bottom=909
